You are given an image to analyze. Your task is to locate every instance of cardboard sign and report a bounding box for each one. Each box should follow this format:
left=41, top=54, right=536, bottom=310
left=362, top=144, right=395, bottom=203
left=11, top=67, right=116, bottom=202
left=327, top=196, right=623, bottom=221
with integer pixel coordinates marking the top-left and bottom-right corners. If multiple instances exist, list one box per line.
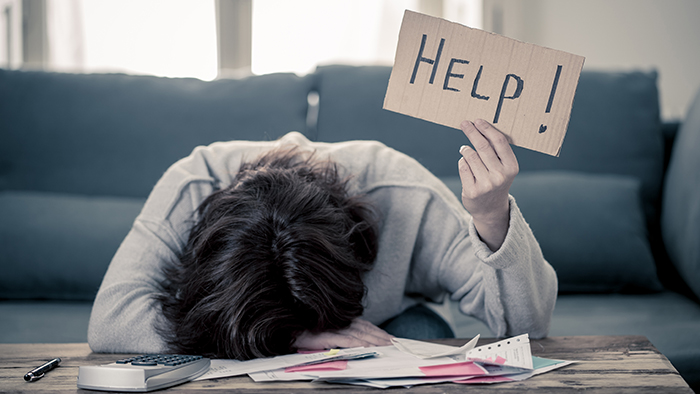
left=383, top=10, right=585, bottom=156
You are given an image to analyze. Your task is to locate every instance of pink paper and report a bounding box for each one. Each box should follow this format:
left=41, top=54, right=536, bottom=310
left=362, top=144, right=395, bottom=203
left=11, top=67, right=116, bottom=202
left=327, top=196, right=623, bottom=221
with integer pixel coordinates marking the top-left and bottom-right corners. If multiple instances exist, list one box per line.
left=419, top=361, right=487, bottom=377
left=484, top=356, right=507, bottom=364
left=285, top=360, right=348, bottom=373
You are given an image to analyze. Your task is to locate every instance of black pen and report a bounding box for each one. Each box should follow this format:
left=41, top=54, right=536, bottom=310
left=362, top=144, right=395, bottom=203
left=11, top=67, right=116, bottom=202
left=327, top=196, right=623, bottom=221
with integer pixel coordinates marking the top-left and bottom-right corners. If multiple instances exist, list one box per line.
left=24, top=358, right=61, bottom=382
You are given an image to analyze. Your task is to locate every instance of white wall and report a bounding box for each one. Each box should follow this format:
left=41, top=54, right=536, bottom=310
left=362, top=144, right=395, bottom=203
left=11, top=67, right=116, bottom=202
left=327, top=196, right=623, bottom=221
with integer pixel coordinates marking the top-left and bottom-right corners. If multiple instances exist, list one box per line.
left=483, top=0, right=700, bottom=121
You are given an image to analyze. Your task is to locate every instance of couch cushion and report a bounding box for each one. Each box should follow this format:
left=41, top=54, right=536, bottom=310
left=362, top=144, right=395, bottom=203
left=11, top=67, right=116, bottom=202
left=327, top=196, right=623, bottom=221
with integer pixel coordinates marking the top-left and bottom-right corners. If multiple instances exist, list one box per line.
left=509, top=172, right=661, bottom=293
left=662, top=89, right=700, bottom=300
left=547, top=292, right=700, bottom=389
left=439, top=172, right=662, bottom=293
left=0, top=191, right=144, bottom=300
left=0, top=301, right=92, bottom=343
left=0, top=69, right=314, bottom=198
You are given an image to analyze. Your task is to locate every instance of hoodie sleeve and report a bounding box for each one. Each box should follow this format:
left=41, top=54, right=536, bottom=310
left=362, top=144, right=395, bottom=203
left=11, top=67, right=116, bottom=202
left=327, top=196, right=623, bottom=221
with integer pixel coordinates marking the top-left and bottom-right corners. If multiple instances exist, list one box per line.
left=87, top=145, right=231, bottom=353
left=437, top=195, right=558, bottom=338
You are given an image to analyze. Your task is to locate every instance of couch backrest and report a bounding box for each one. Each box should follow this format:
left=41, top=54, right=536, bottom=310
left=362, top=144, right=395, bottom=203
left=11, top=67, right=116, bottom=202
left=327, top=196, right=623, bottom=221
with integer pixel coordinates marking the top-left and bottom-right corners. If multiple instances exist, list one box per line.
left=313, top=65, right=664, bottom=219
left=0, top=66, right=666, bottom=208
left=0, top=69, right=316, bottom=198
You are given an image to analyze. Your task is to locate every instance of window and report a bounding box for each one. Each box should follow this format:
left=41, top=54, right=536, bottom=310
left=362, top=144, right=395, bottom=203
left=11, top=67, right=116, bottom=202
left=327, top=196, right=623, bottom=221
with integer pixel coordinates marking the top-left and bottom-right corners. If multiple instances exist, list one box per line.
left=46, top=0, right=217, bottom=80
left=30, top=0, right=482, bottom=79
left=251, top=0, right=483, bottom=76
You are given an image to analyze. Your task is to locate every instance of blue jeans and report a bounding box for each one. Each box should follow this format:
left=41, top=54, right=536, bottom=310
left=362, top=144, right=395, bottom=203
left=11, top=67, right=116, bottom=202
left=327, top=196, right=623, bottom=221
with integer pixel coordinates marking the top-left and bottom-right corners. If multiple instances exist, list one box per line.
left=379, top=304, right=455, bottom=339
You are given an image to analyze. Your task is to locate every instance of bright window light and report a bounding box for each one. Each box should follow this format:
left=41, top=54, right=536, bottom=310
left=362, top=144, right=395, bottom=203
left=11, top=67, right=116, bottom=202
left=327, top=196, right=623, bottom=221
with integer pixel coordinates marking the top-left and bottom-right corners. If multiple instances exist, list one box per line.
left=251, top=0, right=482, bottom=76
left=45, top=0, right=482, bottom=79
left=48, top=0, right=218, bottom=81
left=251, top=0, right=416, bottom=76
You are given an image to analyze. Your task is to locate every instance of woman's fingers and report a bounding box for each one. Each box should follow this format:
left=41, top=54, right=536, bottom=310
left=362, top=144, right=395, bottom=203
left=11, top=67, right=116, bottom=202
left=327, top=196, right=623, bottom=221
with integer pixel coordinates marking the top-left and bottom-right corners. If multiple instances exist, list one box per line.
left=460, top=119, right=519, bottom=176
left=293, top=319, right=393, bottom=351
left=459, top=145, right=487, bottom=185
left=476, top=119, right=519, bottom=173
left=460, top=120, right=502, bottom=171
left=294, top=332, right=367, bottom=351
left=344, top=318, right=394, bottom=344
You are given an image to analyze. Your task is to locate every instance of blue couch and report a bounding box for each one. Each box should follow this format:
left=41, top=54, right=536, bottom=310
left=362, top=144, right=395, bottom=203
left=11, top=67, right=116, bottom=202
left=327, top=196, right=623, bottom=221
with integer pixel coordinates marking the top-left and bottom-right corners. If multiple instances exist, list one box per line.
left=1, top=65, right=699, bottom=390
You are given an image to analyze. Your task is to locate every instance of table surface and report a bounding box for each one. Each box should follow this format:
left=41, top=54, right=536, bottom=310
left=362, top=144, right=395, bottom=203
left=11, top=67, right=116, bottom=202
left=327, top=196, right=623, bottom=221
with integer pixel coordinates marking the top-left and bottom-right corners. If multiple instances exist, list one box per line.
left=0, top=336, right=692, bottom=393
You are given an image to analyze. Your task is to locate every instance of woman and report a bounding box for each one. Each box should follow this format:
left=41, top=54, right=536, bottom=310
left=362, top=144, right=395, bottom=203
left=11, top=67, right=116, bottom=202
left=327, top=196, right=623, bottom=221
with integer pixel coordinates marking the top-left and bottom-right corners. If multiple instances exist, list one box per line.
left=87, top=119, right=557, bottom=359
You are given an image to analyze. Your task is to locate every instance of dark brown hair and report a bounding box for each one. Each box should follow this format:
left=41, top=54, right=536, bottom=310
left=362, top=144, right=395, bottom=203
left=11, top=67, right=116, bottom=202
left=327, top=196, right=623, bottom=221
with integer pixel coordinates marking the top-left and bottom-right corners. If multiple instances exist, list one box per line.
left=155, top=146, right=379, bottom=360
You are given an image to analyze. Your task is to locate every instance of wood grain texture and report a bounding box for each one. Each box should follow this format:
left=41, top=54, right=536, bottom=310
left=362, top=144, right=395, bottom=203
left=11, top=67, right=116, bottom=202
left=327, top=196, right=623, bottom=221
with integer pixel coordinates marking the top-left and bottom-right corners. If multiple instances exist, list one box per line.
left=0, top=336, right=692, bottom=393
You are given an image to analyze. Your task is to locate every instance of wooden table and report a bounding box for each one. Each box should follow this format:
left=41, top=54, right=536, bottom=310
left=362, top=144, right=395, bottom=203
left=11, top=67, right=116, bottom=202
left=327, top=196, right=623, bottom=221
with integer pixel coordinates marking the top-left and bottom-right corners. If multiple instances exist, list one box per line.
left=0, top=336, right=692, bottom=393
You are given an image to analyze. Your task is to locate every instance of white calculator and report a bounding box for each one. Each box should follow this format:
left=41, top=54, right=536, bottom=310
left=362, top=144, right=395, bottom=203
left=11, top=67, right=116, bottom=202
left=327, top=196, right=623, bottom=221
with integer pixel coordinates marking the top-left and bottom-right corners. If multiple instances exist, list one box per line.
left=77, top=354, right=210, bottom=392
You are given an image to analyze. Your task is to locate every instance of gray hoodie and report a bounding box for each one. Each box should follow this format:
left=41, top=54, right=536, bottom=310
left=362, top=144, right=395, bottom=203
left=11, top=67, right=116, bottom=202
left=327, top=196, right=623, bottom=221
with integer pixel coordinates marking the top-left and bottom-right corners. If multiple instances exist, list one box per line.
left=87, top=132, right=557, bottom=353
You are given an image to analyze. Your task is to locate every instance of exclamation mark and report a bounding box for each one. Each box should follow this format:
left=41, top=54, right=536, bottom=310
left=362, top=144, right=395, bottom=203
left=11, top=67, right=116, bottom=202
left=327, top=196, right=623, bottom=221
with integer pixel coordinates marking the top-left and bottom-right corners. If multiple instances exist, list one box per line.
left=539, top=64, right=563, bottom=133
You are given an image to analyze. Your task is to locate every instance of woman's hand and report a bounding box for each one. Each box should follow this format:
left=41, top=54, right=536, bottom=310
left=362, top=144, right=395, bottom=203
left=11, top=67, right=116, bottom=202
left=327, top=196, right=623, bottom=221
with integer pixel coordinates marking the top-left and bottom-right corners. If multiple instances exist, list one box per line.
left=458, top=119, right=519, bottom=252
left=293, top=318, right=394, bottom=351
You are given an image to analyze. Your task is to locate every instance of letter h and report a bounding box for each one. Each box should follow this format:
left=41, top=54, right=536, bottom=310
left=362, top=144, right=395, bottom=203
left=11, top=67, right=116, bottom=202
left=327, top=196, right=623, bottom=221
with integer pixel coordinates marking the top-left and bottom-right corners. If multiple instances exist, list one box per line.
left=410, top=34, right=445, bottom=85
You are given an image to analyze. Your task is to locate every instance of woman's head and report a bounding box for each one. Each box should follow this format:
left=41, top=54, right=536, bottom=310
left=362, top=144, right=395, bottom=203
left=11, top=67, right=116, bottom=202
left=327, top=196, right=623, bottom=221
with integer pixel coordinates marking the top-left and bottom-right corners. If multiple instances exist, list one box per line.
left=155, top=146, right=379, bottom=359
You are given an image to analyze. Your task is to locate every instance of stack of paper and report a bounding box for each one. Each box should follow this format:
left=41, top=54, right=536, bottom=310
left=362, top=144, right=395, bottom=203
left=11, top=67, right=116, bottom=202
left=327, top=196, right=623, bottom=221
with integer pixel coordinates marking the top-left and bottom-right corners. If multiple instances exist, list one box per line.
left=194, top=333, right=574, bottom=388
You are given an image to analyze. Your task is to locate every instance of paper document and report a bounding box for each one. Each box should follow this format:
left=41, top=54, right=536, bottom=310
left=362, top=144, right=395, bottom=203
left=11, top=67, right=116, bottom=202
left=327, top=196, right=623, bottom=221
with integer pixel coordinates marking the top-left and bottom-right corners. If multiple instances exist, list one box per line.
left=465, top=333, right=533, bottom=369
left=197, top=333, right=575, bottom=389
left=392, top=334, right=479, bottom=359
left=306, top=345, right=463, bottom=380
left=194, top=347, right=378, bottom=381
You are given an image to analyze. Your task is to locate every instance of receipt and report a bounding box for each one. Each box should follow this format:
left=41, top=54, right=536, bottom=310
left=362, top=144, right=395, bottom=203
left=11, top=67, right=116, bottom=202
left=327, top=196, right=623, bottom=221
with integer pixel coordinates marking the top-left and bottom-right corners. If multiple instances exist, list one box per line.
left=465, top=333, right=533, bottom=369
